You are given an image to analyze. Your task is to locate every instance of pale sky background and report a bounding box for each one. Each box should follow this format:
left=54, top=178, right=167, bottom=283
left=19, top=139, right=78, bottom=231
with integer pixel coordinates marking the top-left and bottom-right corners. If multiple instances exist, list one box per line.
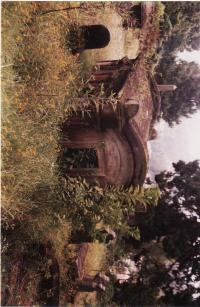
left=148, top=50, right=200, bottom=178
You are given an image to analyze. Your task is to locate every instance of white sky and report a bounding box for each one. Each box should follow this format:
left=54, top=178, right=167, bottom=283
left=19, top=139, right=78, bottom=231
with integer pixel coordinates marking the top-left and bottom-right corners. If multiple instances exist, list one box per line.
left=148, top=50, right=200, bottom=178
left=178, top=50, right=200, bottom=66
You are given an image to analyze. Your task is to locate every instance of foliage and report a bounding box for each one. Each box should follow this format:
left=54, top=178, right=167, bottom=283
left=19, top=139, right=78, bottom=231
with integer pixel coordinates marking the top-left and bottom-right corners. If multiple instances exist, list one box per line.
left=154, top=160, right=200, bottom=278
left=154, top=161, right=200, bottom=302
left=153, top=2, right=200, bottom=125
left=144, top=2, right=165, bottom=67
left=156, top=57, right=200, bottom=125
left=65, top=21, right=85, bottom=54
left=157, top=2, right=200, bottom=62
left=62, top=148, right=99, bottom=169
left=161, top=2, right=200, bottom=52
left=2, top=174, right=159, bottom=304
left=112, top=160, right=200, bottom=306
left=113, top=280, right=160, bottom=306
left=2, top=2, right=161, bottom=305
left=97, top=278, right=116, bottom=307
left=59, top=177, right=160, bottom=242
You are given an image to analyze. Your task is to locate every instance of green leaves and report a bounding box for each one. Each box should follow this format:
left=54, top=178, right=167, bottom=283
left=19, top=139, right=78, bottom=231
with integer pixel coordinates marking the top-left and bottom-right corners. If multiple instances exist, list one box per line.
left=156, top=56, right=200, bottom=126
left=155, top=2, right=200, bottom=125
left=59, top=177, right=160, bottom=241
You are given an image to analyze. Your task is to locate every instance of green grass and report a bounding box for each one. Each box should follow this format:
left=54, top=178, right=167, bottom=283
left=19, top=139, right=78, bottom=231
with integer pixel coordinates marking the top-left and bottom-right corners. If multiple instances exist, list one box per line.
left=2, top=1, right=81, bottom=220
left=1, top=2, right=86, bottom=304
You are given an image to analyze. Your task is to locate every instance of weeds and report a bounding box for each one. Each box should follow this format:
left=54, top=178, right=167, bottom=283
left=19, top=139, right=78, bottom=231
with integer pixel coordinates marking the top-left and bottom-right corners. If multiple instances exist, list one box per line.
left=65, top=22, right=85, bottom=54
left=1, top=2, right=86, bottom=304
left=2, top=2, right=161, bottom=305
left=143, top=2, right=165, bottom=71
left=1, top=1, right=84, bottom=221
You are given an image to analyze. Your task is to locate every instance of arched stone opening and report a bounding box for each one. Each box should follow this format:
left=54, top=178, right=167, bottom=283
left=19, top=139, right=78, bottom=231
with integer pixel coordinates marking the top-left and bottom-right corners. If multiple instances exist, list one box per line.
left=81, top=25, right=110, bottom=49
left=60, top=128, right=134, bottom=187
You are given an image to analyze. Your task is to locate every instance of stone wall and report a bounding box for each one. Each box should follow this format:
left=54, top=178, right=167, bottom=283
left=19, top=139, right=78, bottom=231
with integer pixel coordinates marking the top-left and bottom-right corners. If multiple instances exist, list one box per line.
left=80, top=5, right=140, bottom=62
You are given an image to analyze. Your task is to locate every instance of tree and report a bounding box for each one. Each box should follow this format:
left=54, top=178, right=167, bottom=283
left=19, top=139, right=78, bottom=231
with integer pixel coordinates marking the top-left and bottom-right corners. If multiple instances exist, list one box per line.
left=154, top=2, right=200, bottom=125
left=112, top=161, right=200, bottom=306
left=156, top=58, right=200, bottom=125
left=161, top=2, right=200, bottom=52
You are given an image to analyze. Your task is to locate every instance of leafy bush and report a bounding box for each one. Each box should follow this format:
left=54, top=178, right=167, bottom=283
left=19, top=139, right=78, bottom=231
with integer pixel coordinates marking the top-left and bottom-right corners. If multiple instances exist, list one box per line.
left=59, top=177, right=160, bottom=241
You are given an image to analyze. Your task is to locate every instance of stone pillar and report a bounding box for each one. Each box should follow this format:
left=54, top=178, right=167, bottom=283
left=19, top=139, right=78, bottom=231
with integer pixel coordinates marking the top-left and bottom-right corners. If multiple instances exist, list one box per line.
left=157, top=84, right=177, bottom=92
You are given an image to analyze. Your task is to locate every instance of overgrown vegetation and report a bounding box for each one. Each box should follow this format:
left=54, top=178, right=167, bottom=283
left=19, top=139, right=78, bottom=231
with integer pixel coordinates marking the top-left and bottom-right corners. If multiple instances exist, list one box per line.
left=2, top=2, right=160, bottom=305
left=5, top=1, right=199, bottom=305
left=1, top=2, right=84, bottom=304
left=2, top=1, right=82, bottom=221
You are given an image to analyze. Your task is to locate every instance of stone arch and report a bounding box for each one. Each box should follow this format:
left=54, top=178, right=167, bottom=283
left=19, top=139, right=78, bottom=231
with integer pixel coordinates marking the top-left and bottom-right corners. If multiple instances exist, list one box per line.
left=81, top=25, right=110, bottom=49
left=61, top=128, right=134, bottom=187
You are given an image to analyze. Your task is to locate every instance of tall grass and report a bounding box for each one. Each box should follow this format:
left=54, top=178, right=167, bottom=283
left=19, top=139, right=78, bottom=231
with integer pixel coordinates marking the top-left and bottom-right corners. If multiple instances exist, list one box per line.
left=2, top=2, right=83, bottom=222
left=1, top=2, right=85, bottom=304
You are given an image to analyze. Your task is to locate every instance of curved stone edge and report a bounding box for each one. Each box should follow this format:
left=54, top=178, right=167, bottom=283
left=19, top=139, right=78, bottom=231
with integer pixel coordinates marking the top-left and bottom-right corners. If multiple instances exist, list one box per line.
left=123, top=119, right=148, bottom=186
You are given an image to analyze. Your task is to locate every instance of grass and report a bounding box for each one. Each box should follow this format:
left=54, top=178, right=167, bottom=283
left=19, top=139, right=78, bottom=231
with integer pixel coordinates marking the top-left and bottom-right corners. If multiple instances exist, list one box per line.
left=1, top=2, right=88, bottom=304
left=2, top=2, right=111, bottom=304
left=2, top=1, right=82, bottom=221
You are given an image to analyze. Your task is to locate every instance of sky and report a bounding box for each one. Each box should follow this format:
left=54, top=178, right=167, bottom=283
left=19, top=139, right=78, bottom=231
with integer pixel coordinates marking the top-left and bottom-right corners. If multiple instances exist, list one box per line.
left=148, top=50, right=200, bottom=178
